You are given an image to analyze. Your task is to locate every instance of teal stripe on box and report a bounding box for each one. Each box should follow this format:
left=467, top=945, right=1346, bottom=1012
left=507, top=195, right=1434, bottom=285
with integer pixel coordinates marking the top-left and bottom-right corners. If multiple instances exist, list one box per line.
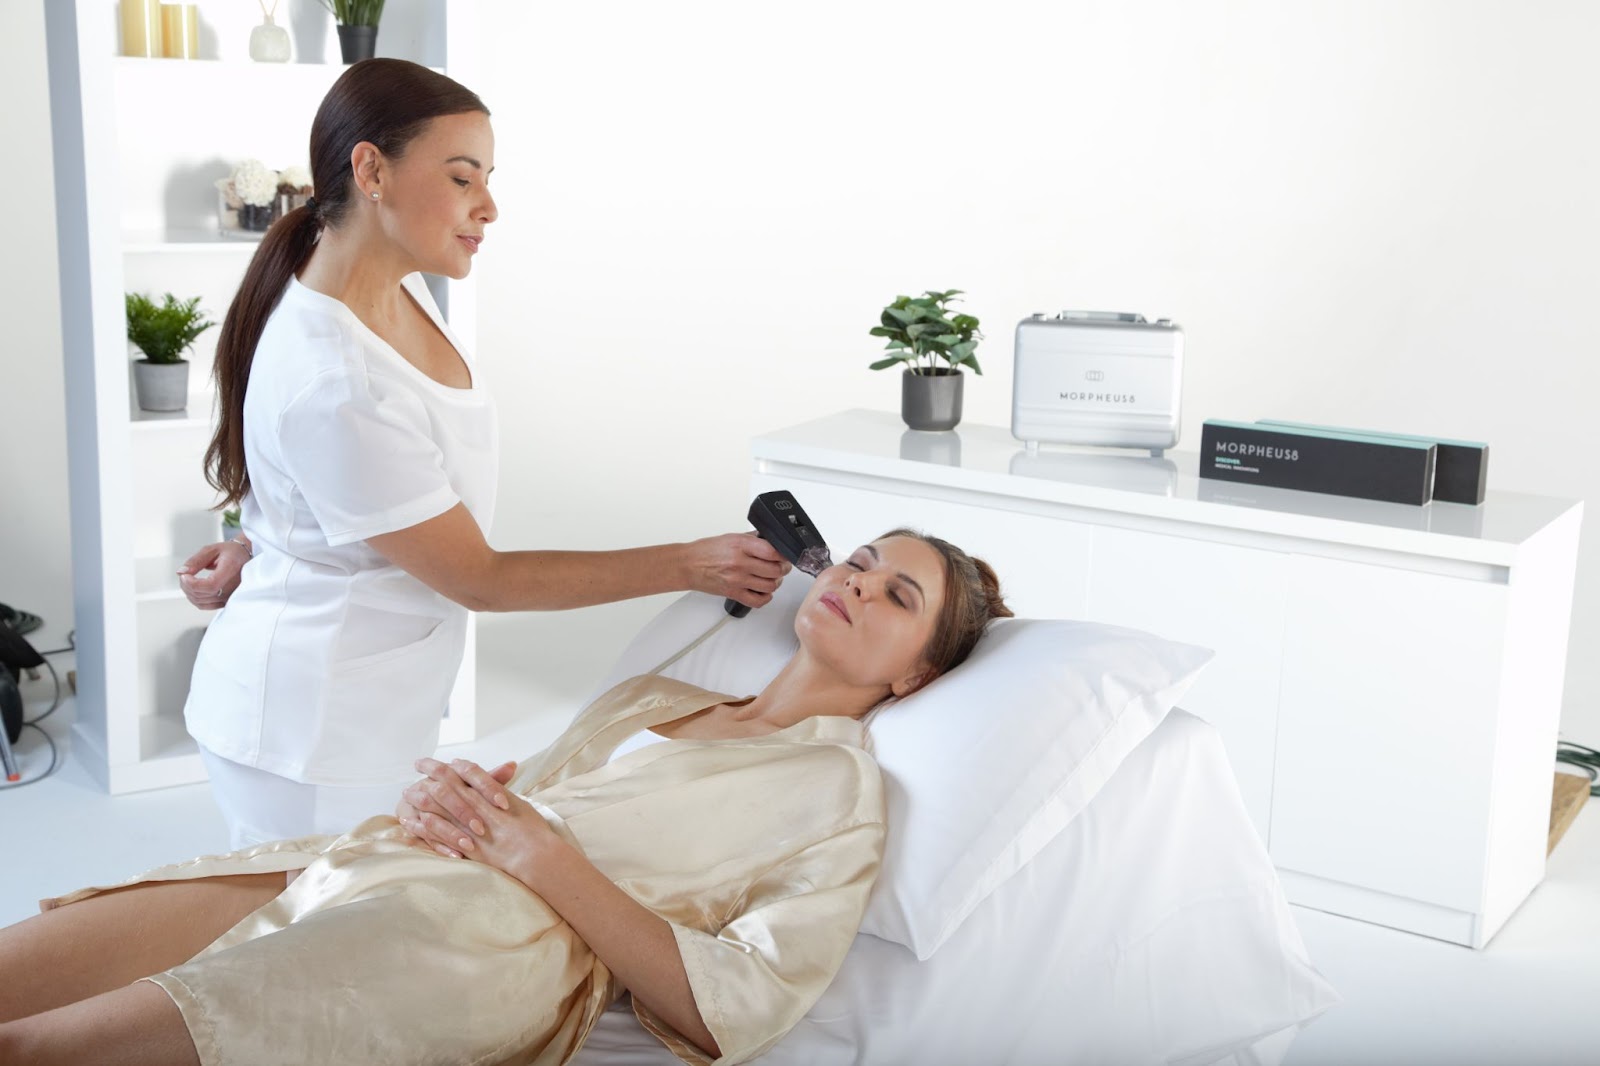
left=1257, top=420, right=1486, bottom=450
left=1205, top=419, right=1434, bottom=451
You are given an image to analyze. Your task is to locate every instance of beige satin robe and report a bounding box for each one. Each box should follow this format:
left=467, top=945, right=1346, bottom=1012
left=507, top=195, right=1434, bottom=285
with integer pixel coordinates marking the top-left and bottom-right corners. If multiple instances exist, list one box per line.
left=43, top=676, right=886, bottom=1066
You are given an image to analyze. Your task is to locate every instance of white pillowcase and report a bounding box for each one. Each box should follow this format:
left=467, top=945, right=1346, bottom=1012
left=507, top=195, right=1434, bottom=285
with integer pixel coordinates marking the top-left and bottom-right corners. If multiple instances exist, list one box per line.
left=590, top=575, right=1213, bottom=960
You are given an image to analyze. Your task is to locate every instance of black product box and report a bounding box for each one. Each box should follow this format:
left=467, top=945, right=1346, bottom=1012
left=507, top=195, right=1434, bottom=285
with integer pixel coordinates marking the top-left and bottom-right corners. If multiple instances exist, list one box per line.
left=1255, top=420, right=1488, bottom=505
left=1199, top=420, right=1436, bottom=506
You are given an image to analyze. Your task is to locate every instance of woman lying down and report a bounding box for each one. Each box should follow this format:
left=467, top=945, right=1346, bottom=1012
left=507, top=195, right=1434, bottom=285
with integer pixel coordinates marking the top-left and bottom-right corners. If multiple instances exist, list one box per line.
left=0, top=529, right=1011, bottom=1066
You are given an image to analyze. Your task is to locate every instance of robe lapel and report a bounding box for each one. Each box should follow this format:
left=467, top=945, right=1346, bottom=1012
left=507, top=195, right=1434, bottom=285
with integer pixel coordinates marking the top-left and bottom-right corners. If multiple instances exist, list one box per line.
left=509, top=675, right=736, bottom=794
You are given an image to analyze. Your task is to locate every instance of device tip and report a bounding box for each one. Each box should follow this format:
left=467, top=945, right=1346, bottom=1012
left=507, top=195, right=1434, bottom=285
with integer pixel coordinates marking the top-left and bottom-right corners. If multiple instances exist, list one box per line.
left=794, top=545, right=834, bottom=577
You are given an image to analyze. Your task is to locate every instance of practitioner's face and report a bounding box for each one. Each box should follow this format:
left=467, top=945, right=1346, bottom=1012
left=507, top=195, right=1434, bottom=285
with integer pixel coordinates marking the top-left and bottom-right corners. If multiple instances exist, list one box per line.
left=795, top=535, right=946, bottom=698
left=361, top=111, right=498, bottom=280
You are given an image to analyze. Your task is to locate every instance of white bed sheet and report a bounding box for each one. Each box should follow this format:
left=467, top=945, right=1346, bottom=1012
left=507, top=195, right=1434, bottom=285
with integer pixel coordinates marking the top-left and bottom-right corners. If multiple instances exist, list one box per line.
left=572, top=709, right=1338, bottom=1066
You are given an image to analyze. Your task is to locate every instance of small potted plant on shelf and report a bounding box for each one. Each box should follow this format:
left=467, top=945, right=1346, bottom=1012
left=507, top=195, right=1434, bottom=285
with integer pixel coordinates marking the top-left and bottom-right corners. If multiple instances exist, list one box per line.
left=215, top=159, right=280, bottom=237
left=869, top=289, right=984, bottom=431
left=126, top=292, right=216, bottom=413
left=319, top=0, right=387, bottom=63
left=220, top=507, right=243, bottom=541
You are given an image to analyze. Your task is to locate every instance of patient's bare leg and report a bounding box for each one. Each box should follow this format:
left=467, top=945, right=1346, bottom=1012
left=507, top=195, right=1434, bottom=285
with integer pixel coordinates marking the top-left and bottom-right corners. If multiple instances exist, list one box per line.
left=0, top=979, right=199, bottom=1066
left=0, top=871, right=293, bottom=1024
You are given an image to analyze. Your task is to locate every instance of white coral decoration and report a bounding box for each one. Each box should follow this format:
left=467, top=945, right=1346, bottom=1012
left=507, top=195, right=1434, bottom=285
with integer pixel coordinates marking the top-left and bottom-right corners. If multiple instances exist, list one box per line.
left=231, top=159, right=279, bottom=207
left=279, top=164, right=312, bottom=191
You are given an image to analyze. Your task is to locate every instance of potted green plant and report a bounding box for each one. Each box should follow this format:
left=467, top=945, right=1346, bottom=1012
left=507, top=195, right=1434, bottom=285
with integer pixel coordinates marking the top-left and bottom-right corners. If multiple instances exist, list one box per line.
left=220, top=507, right=243, bottom=541
left=869, top=289, right=983, bottom=431
left=318, top=0, right=386, bottom=63
left=126, top=292, right=216, bottom=413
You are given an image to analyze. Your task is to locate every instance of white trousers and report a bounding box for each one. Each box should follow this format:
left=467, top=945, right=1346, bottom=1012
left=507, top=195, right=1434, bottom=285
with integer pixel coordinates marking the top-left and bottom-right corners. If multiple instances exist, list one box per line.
left=199, top=746, right=411, bottom=850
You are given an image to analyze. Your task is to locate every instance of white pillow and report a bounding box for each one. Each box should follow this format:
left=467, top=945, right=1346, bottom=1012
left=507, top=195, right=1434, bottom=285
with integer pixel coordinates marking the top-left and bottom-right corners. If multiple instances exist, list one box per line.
left=591, top=576, right=1213, bottom=960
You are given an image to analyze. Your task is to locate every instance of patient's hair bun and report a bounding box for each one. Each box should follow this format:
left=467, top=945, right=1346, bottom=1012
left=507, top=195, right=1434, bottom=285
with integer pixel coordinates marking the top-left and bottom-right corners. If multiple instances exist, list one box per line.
left=971, top=556, right=1014, bottom=621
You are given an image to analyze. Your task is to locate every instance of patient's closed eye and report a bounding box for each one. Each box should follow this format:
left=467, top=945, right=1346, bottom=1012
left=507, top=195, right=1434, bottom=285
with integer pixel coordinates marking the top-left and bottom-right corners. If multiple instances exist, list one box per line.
left=845, top=558, right=907, bottom=609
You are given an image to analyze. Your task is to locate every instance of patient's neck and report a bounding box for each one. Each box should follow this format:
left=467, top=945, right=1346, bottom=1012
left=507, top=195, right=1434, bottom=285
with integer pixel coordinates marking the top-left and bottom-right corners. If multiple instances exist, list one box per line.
left=734, top=653, right=887, bottom=729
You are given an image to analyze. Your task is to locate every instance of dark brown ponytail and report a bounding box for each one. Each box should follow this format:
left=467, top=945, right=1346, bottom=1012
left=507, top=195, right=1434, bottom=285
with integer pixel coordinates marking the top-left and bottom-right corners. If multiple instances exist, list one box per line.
left=204, top=58, right=489, bottom=508
left=876, top=528, right=1014, bottom=681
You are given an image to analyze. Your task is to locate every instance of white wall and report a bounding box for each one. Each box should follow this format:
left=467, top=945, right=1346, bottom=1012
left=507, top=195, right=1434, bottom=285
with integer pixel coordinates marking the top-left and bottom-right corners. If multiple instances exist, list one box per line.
left=0, top=0, right=71, bottom=652
left=5, top=0, right=1597, bottom=737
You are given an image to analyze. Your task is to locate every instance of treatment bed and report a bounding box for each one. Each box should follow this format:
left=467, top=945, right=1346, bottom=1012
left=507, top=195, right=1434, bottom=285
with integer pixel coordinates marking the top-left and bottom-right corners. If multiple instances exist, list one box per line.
left=569, top=582, right=1339, bottom=1065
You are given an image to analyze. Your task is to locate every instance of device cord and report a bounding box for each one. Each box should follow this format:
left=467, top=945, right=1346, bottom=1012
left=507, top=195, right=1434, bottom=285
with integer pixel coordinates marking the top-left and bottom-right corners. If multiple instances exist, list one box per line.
left=646, top=616, right=732, bottom=677
left=1557, top=740, right=1600, bottom=798
left=1, top=629, right=72, bottom=789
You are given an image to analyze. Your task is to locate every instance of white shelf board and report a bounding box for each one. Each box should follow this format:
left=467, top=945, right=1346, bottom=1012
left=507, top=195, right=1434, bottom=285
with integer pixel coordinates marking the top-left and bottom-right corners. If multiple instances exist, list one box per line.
left=134, top=556, right=187, bottom=602
left=113, top=56, right=444, bottom=77
left=130, top=399, right=210, bottom=429
left=123, top=229, right=263, bottom=254
left=131, top=714, right=207, bottom=792
left=141, top=710, right=200, bottom=763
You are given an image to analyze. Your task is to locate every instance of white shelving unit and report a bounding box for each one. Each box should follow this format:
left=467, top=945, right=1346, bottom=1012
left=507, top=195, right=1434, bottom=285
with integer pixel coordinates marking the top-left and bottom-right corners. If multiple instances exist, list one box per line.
left=46, top=0, right=480, bottom=793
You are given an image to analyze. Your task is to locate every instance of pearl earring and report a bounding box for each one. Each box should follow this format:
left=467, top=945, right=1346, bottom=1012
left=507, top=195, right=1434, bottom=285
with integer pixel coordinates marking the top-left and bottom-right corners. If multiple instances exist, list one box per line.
left=371, top=192, right=380, bottom=200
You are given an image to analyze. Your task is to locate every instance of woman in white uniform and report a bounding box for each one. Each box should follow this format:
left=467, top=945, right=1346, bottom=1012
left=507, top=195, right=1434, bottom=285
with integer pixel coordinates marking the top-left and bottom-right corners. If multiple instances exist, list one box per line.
left=176, top=59, right=788, bottom=849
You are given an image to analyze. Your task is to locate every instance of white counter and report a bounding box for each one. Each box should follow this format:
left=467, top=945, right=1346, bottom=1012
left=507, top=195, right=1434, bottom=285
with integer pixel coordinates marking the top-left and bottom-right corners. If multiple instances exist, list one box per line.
left=750, top=409, right=1584, bottom=948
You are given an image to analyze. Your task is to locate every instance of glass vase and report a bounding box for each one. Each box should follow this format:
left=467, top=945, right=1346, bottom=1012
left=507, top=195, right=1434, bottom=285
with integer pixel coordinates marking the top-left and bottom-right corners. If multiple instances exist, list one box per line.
left=216, top=186, right=272, bottom=240
left=249, top=14, right=290, bottom=62
left=275, top=191, right=310, bottom=218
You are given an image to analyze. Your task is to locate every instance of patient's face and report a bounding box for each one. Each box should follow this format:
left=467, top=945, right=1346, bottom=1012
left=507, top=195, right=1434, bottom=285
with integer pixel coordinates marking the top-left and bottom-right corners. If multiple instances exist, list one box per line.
left=795, top=535, right=945, bottom=694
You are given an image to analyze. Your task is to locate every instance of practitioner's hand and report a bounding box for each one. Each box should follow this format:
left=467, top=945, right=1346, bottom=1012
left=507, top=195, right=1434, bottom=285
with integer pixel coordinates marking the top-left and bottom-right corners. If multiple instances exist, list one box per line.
left=685, top=531, right=791, bottom=610
left=177, top=538, right=250, bottom=610
left=398, top=758, right=550, bottom=871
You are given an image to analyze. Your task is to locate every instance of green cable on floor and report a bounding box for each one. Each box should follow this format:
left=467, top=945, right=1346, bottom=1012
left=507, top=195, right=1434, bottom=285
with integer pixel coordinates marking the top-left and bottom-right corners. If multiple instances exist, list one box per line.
left=1557, top=741, right=1600, bottom=798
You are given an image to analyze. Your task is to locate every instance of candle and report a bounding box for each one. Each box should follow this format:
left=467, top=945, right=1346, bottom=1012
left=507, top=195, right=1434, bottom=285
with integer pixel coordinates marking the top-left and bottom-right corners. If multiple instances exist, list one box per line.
left=120, top=0, right=162, bottom=57
left=160, top=4, right=199, bottom=60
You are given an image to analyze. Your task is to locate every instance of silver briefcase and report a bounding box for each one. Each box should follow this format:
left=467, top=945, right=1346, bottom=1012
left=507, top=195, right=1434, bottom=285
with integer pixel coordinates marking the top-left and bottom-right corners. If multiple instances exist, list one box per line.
left=1010, top=311, right=1184, bottom=456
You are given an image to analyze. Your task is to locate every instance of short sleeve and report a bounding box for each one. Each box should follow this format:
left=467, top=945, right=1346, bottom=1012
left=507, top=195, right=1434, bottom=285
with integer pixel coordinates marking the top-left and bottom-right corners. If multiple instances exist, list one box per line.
left=276, top=367, right=460, bottom=546
left=632, top=818, right=886, bottom=1066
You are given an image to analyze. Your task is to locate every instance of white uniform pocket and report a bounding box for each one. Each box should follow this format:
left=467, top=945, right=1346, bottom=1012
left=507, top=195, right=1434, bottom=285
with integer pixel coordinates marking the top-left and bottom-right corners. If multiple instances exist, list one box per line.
left=331, top=605, right=444, bottom=671
left=305, top=616, right=462, bottom=785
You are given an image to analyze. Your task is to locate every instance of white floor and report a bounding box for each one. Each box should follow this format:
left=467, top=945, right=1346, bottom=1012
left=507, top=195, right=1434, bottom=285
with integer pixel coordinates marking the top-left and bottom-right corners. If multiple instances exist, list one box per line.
left=2, top=608, right=1598, bottom=1065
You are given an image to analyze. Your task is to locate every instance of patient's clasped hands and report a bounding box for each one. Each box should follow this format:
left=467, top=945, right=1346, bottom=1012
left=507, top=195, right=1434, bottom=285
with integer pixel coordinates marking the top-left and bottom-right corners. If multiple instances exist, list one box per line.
left=398, top=758, right=558, bottom=888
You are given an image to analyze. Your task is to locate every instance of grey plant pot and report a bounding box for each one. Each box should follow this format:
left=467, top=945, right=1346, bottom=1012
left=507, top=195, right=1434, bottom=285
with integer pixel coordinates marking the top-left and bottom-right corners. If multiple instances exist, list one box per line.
left=133, top=359, right=189, bottom=413
left=901, top=368, right=964, bottom=431
left=338, top=24, right=378, bottom=63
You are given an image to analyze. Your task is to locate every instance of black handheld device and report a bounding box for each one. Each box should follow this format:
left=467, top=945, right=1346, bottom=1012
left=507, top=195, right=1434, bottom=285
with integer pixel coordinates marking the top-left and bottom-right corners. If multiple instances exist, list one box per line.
left=724, top=490, right=833, bottom=618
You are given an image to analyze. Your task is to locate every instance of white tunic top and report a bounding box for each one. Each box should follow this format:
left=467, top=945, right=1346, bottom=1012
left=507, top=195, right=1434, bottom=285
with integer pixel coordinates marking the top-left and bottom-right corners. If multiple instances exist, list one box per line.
left=185, top=273, right=498, bottom=786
